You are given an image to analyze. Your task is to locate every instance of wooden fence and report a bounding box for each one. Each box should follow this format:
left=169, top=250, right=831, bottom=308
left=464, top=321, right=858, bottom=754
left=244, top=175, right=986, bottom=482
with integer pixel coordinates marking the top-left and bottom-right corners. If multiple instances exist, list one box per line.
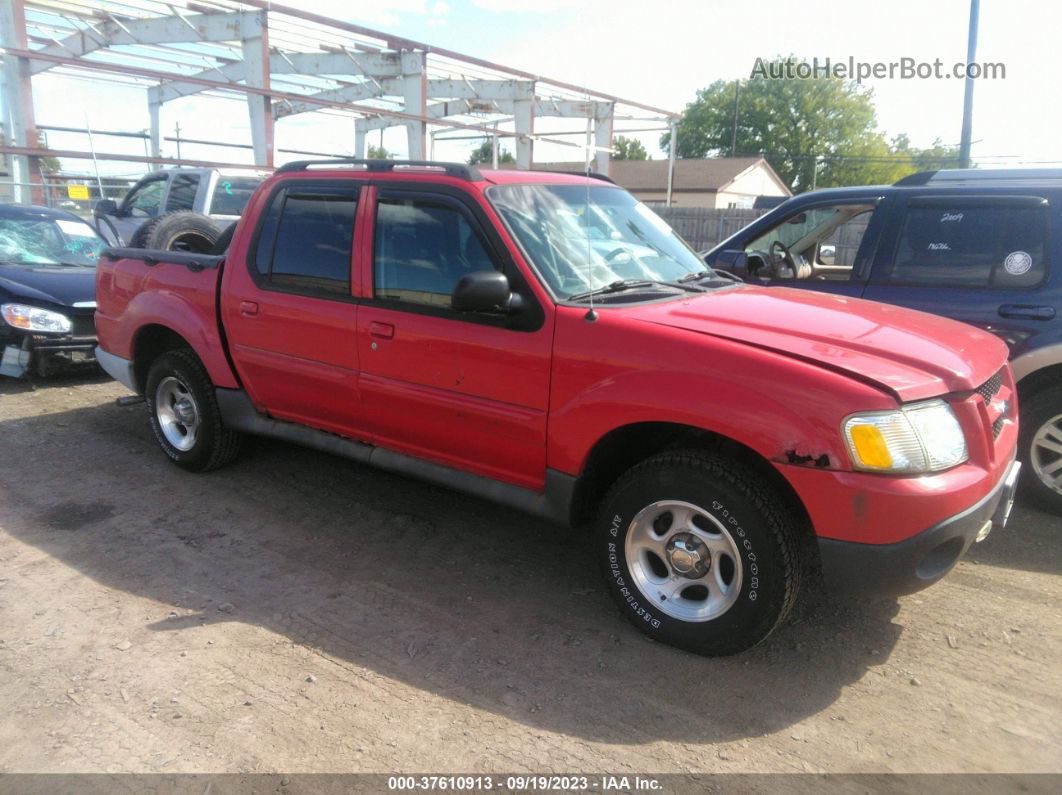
left=651, top=207, right=767, bottom=252
left=653, top=206, right=869, bottom=267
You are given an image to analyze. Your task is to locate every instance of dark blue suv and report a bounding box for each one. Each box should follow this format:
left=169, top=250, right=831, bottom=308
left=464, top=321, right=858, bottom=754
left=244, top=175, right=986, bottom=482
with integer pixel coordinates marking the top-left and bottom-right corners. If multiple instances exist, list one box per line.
left=702, top=168, right=1062, bottom=512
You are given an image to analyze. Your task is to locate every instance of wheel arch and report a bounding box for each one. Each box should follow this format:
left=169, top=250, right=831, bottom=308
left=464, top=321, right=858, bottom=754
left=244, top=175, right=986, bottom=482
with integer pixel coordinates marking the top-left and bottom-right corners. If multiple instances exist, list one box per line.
left=569, top=421, right=813, bottom=542
left=131, top=324, right=197, bottom=393
left=1016, top=362, right=1062, bottom=401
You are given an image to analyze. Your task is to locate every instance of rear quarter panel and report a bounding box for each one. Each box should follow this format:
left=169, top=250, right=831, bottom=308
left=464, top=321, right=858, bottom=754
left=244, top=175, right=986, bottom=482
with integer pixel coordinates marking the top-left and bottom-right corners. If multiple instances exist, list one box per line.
left=95, top=254, right=238, bottom=389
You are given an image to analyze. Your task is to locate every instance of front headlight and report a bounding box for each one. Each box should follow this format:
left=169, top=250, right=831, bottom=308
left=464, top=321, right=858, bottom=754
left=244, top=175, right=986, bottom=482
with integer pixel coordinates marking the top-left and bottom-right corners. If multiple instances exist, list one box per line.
left=1, top=303, right=73, bottom=334
left=842, top=399, right=968, bottom=474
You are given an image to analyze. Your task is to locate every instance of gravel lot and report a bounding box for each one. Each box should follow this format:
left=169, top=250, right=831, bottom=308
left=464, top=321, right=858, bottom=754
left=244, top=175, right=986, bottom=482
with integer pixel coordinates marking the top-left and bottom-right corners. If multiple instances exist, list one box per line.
left=0, top=373, right=1060, bottom=775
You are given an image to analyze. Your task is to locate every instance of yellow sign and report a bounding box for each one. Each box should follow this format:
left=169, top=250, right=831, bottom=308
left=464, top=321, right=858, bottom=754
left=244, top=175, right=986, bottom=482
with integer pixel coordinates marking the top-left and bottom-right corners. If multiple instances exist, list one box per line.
left=66, top=184, right=89, bottom=200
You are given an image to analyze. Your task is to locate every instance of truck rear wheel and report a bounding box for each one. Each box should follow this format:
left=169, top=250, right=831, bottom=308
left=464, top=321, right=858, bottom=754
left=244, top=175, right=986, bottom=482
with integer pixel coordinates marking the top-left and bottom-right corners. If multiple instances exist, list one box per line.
left=145, top=349, right=242, bottom=472
left=596, top=450, right=802, bottom=656
left=1019, top=383, right=1062, bottom=514
left=130, top=211, right=219, bottom=253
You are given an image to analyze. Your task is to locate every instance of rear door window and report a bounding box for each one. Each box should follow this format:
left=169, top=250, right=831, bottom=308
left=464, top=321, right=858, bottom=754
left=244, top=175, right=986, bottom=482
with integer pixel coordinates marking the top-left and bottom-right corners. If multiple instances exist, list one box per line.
left=251, top=184, right=358, bottom=298
left=165, top=173, right=200, bottom=212
left=887, top=199, right=1048, bottom=288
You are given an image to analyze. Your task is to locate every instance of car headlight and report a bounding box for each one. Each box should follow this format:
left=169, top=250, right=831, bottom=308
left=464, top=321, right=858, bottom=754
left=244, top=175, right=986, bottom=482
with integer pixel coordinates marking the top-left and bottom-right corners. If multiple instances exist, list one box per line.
left=842, top=399, right=968, bottom=474
left=1, top=303, right=73, bottom=334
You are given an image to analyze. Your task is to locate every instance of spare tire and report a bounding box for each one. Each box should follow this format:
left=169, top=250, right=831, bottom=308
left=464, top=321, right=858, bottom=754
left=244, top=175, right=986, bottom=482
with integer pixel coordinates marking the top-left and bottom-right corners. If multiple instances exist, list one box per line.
left=130, top=211, right=220, bottom=253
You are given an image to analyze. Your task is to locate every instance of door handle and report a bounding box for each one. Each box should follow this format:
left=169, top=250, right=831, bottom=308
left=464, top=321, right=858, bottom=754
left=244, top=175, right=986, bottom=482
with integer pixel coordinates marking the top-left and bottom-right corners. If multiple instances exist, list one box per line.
left=239, top=301, right=259, bottom=317
left=999, top=304, right=1055, bottom=320
left=369, top=321, right=395, bottom=339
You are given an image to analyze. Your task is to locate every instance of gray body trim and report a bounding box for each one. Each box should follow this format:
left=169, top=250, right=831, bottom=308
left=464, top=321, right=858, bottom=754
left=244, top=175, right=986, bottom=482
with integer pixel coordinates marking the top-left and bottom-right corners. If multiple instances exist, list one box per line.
left=1011, top=344, right=1062, bottom=383
left=95, top=347, right=138, bottom=393
left=215, top=388, right=575, bottom=526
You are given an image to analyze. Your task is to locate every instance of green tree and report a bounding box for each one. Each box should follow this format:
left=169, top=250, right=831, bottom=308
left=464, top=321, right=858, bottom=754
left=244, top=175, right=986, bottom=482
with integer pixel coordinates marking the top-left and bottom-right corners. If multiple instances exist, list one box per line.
left=467, top=140, right=515, bottom=165
left=613, top=135, right=648, bottom=161
left=0, top=128, right=60, bottom=175
left=367, top=144, right=392, bottom=160
left=662, top=57, right=959, bottom=191
left=35, top=132, right=60, bottom=175
left=888, top=134, right=963, bottom=172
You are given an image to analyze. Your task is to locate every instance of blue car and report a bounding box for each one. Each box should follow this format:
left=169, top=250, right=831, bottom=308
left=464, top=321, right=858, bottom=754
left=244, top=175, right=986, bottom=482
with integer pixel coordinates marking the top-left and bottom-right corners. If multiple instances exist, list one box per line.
left=0, top=204, right=106, bottom=378
left=702, top=168, right=1062, bottom=512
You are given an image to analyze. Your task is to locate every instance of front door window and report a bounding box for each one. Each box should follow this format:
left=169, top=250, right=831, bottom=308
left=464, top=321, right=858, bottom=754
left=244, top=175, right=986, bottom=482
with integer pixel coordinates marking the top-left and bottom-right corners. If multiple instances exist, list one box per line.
left=744, top=204, right=876, bottom=281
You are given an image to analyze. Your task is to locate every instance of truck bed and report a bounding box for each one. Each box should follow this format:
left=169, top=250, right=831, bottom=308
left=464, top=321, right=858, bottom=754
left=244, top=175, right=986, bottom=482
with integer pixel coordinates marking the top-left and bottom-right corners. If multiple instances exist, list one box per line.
left=94, top=247, right=239, bottom=391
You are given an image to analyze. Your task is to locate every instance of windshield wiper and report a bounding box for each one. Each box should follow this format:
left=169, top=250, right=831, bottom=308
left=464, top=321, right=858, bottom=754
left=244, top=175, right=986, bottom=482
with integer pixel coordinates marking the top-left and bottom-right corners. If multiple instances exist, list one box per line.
left=567, top=278, right=704, bottom=302
left=678, top=269, right=744, bottom=284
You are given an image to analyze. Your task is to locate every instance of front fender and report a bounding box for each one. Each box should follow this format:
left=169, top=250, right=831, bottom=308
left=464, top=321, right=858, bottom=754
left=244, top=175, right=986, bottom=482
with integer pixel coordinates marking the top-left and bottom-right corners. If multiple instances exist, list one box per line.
left=547, top=307, right=896, bottom=478
left=547, top=366, right=848, bottom=476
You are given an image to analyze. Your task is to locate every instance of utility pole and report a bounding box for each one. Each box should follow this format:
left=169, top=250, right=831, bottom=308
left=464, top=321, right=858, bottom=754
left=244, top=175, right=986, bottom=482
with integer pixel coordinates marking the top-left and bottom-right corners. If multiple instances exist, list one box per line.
left=959, top=0, right=979, bottom=169
left=174, top=121, right=182, bottom=160
left=730, top=80, right=740, bottom=158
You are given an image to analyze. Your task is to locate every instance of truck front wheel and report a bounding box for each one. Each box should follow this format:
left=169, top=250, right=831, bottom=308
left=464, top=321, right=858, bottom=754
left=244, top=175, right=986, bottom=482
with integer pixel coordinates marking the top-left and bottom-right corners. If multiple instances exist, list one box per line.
left=596, top=451, right=802, bottom=656
left=145, top=349, right=242, bottom=472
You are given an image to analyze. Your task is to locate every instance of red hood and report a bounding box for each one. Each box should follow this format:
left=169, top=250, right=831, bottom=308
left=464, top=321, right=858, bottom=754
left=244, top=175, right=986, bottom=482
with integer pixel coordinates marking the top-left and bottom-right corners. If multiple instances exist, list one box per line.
left=627, top=286, right=1007, bottom=402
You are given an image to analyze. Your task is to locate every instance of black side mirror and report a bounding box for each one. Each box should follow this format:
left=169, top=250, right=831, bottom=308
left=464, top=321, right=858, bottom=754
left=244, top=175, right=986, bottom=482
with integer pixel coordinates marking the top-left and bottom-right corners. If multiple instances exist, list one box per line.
left=452, top=270, right=515, bottom=313
left=94, top=199, right=119, bottom=216
left=712, top=248, right=750, bottom=278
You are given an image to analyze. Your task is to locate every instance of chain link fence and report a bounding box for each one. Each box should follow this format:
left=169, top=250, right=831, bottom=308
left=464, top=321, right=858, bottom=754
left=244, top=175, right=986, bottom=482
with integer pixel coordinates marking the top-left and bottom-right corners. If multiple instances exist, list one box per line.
left=0, top=176, right=137, bottom=218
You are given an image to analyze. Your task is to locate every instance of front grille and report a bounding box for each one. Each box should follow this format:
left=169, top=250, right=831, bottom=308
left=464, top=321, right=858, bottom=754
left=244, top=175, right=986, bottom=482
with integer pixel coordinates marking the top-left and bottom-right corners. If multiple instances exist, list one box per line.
left=992, top=415, right=1005, bottom=438
left=976, top=370, right=1003, bottom=403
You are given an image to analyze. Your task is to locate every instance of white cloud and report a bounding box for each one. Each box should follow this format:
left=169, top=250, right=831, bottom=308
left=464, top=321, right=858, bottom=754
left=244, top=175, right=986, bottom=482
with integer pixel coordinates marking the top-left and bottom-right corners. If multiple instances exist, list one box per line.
left=484, top=0, right=1062, bottom=165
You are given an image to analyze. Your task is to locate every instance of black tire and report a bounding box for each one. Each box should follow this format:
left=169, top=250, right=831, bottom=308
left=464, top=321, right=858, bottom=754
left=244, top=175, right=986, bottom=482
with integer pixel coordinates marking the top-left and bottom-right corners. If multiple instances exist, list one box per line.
left=129, top=211, right=220, bottom=253
left=210, top=221, right=237, bottom=255
left=145, top=349, right=242, bottom=472
left=1018, top=383, right=1062, bottom=514
left=596, top=450, right=802, bottom=656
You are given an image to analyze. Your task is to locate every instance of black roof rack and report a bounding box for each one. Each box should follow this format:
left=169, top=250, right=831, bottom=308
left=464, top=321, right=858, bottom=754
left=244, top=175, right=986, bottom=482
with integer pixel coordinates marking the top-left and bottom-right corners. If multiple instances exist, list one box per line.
left=275, top=158, right=483, bottom=181
left=532, top=168, right=615, bottom=184
left=893, top=170, right=936, bottom=186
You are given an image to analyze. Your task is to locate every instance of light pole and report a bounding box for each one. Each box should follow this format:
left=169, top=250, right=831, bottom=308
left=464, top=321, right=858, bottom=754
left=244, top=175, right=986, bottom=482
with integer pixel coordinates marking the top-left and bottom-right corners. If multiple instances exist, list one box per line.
left=958, top=0, right=980, bottom=169
left=730, top=80, right=740, bottom=158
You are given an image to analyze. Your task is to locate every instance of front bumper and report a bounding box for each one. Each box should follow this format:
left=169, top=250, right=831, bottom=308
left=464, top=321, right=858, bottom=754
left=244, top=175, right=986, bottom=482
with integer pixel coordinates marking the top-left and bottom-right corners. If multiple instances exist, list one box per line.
left=1, top=332, right=98, bottom=377
left=818, top=459, right=1020, bottom=596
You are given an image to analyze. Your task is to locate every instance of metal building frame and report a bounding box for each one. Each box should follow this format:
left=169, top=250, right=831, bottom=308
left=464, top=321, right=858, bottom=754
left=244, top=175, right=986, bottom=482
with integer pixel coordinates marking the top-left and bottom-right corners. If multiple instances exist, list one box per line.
left=1, top=0, right=680, bottom=204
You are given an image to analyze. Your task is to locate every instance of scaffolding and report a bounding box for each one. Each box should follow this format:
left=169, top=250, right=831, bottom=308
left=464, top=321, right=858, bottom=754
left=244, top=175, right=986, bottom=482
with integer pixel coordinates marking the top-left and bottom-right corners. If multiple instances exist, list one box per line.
left=0, top=0, right=680, bottom=204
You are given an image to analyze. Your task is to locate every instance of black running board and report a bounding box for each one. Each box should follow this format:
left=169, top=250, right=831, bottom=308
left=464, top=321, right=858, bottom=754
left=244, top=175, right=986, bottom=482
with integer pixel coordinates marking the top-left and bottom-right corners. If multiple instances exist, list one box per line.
left=215, top=388, right=574, bottom=525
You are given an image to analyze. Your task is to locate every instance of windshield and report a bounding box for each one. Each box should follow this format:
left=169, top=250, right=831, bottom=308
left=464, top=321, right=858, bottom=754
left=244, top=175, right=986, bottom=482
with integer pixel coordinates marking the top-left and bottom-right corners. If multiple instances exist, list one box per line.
left=488, top=184, right=708, bottom=298
left=0, top=216, right=106, bottom=268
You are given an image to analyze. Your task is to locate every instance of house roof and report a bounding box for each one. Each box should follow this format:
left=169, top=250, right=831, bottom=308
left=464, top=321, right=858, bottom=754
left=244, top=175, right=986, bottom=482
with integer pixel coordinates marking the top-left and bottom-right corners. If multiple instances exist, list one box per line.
left=532, top=157, right=791, bottom=195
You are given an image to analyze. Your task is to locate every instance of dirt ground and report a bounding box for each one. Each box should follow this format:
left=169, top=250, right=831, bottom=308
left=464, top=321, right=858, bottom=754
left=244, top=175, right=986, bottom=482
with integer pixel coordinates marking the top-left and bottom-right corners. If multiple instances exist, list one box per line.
left=0, top=372, right=1059, bottom=776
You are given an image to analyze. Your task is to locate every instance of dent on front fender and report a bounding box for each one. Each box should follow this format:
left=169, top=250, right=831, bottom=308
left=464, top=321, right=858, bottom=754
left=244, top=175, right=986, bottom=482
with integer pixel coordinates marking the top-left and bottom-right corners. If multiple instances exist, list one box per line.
left=546, top=366, right=850, bottom=476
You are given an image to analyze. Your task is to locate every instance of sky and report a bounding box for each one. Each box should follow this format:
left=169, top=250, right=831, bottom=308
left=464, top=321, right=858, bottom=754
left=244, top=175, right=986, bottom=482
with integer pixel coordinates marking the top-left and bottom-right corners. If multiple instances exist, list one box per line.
left=26, top=0, right=1062, bottom=176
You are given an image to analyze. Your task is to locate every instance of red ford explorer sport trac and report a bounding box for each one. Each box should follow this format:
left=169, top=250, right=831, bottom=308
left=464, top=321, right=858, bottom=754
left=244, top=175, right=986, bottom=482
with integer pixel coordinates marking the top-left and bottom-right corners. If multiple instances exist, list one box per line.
left=94, top=159, right=1019, bottom=656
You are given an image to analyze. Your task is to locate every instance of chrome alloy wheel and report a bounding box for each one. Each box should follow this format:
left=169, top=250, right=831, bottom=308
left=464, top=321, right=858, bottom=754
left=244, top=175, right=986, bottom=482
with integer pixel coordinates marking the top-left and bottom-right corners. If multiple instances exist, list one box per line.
left=155, top=375, right=200, bottom=452
left=1031, top=412, right=1062, bottom=496
left=624, top=499, right=743, bottom=622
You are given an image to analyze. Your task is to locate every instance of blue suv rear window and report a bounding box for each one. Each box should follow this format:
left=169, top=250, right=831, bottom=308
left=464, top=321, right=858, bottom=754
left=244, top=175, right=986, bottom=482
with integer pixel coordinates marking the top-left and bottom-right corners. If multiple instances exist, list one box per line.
left=890, top=202, right=1047, bottom=288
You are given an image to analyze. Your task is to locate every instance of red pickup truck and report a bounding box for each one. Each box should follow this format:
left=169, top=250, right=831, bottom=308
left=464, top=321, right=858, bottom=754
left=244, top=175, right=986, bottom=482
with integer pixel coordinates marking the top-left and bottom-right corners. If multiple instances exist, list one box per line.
left=95, top=159, right=1020, bottom=656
